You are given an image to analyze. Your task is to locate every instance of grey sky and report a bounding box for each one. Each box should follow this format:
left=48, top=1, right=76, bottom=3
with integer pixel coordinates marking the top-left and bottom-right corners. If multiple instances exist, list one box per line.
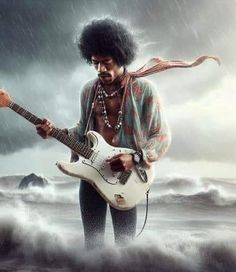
left=0, top=0, right=235, bottom=177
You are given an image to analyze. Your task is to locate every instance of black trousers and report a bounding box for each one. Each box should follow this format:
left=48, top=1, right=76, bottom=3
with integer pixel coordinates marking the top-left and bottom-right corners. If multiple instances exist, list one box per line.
left=79, top=181, right=137, bottom=249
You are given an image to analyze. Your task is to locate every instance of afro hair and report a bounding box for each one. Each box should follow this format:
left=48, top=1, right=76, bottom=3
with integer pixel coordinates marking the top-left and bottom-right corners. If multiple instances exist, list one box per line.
left=78, top=18, right=137, bottom=66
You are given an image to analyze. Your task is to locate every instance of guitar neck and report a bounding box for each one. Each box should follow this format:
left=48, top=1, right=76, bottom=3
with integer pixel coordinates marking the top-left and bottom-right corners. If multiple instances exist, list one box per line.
left=8, top=102, right=93, bottom=159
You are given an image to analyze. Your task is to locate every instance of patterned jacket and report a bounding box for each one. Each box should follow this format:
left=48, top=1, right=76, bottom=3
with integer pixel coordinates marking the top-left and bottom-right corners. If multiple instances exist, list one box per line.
left=69, top=77, right=171, bottom=167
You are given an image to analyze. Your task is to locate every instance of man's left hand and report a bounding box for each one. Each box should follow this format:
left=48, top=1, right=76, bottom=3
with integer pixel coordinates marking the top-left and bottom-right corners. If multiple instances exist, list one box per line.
left=106, top=154, right=134, bottom=172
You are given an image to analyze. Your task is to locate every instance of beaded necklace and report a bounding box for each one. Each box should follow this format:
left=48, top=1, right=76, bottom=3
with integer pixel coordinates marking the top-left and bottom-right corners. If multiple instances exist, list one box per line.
left=97, top=83, right=124, bottom=131
left=100, top=84, right=123, bottom=98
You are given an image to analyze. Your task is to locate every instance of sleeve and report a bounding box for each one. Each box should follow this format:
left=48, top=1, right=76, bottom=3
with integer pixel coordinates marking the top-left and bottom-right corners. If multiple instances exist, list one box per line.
left=67, top=85, right=89, bottom=162
left=140, top=82, right=171, bottom=168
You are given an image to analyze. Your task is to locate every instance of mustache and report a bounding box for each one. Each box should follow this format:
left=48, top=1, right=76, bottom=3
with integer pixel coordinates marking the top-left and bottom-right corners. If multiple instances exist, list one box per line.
left=98, top=72, right=111, bottom=77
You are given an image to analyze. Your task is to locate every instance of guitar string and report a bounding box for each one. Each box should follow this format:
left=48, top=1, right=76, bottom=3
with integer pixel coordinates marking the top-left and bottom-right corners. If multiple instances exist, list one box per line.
left=9, top=104, right=148, bottom=214
left=9, top=103, right=127, bottom=174
left=12, top=102, right=130, bottom=170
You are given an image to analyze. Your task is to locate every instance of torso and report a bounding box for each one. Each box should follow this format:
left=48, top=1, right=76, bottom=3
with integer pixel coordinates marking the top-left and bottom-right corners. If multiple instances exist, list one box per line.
left=93, top=92, right=122, bottom=146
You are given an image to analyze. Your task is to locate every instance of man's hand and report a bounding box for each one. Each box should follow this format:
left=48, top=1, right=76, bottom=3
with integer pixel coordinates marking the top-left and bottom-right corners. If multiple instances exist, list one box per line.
left=106, top=154, right=134, bottom=172
left=36, top=118, right=55, bottom=139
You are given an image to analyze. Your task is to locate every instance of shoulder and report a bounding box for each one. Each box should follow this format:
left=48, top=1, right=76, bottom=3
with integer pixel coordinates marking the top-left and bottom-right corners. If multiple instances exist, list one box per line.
left=81, top=78, right=98, bottom=93
left=131, top=77, right=158, bottom=98
left=80, top=78, right=98, bottom=99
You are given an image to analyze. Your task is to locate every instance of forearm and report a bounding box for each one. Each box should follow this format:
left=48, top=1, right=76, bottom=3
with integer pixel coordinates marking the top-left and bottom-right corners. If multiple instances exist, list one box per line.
left=141, top=124, right=171, bottom=168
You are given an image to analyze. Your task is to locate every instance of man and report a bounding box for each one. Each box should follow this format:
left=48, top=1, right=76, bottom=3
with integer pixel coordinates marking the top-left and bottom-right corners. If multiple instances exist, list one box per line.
left=36, top=18, right=171, bottom=249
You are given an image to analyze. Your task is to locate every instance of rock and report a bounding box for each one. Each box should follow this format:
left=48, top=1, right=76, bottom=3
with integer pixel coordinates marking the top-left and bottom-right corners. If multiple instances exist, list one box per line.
left=18, top=173, right=48, bottom=189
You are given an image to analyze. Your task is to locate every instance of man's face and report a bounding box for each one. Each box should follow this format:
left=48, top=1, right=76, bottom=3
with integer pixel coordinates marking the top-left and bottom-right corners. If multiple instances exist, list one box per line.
left=91, top=55, right=124, bottom=85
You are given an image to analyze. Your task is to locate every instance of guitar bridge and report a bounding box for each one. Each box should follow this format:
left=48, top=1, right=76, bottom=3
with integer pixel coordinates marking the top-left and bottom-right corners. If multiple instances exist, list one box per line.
left=118, top=170, right=132, bottom=185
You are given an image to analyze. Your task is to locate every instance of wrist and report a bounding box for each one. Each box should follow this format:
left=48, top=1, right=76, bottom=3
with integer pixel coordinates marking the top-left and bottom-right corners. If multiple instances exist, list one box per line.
left=131, top=151, right=143, bottom=165
left=62, top=128, right=69, bottom=134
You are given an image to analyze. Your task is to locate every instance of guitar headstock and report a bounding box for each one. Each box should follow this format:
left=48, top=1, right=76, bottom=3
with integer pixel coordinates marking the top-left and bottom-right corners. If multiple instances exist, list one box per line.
left=0, top=89, right=12, bottom=108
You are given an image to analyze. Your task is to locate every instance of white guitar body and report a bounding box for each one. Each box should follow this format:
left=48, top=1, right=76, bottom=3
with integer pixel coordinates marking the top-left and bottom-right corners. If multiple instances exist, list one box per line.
left=56, top=131, right=154, bottom=210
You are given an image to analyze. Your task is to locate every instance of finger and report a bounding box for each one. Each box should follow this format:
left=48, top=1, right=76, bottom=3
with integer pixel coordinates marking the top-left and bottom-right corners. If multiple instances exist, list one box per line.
left=36, top=125, right=42, bottom=130
left=40, top=121, right=54, bottom=132
left=37, top=126, right=51, bottom=136
left=39, top=125, right=49, bottom=132
left=106, top=154, right=123, bottom=162
left=48, top=127, right=53, bottom=135
left=42, top=118, right=54, bottom=127
left=36, top=128, right=47, bottom=139
left=41, top=118, right=48, bottom=124
left=36, top=127, right=44, bottom=133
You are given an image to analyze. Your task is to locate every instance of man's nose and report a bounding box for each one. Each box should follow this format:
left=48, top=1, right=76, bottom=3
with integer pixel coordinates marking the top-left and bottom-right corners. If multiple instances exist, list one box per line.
left=97, top=63, right=107, bottom=72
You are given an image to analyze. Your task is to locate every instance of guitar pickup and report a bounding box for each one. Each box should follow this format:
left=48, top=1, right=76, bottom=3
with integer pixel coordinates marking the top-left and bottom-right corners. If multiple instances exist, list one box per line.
left=90, top=151, right=99, bottom=164
left=118, top=170, right=132, bottom=185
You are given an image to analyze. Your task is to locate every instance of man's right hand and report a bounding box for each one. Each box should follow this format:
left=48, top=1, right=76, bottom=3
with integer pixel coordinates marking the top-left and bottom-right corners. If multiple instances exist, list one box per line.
left=36, top=118, right=55, bottom=139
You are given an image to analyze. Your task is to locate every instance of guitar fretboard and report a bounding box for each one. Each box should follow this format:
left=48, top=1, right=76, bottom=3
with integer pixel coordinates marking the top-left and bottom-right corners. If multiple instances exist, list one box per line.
left=8, top=102, right=93, bottom=159
left=9, top=101, right=42, bottom=125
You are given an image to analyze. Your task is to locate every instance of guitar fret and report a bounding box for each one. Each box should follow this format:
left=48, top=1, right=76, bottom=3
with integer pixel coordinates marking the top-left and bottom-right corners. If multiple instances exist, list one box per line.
left=80, top=144, right=86, bottom=154
left=14, top=104, right=20, bottom=113
left=68, top=138, right=76, bottom=150
left=76, top=142, right=83, bottom=151
left=70, top=141, right=77, bottom=150
left=9, top=102, right=42, bottom=125
left=50, top=129, right=55, bottom=137
left=74, top=144, right=81, bottom=154
left=68, top=137, right=75, bottom=146
left=81, top=150, right=87, bottom=157
left=77, top=142, right=84, bottom=150
left=82, top=146, right=89, bottom=157
left=58, top=133, right=64, bottom=141
left=84, top=149, right=90, bottom=158
left=61, top=134, right=67, bottom=142
left=50, top=129, right=56, bottom=137
left=52, top=129, right=93, bottom=159
left=19, top=108, right=25, bottom=115
left=31, top=115, right=37, bottom=123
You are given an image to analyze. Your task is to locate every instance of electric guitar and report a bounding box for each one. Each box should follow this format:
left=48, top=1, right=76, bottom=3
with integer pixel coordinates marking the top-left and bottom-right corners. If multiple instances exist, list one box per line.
left=0, top=89, right=154, bottom=210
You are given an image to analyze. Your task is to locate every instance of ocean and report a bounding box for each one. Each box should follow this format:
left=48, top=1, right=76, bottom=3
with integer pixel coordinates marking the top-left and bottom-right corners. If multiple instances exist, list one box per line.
left=0, top=174, right=236, bottom=272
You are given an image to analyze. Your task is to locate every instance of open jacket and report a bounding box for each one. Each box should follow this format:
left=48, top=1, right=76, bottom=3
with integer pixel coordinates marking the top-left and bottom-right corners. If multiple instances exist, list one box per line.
left=68, top=77, right=171, bottom=167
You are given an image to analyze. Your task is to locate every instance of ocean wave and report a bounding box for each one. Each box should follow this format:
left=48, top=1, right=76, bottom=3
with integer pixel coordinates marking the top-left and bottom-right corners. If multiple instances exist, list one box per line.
left=149, top=187, right=236, bottom=207
left=1, top=185, right=236, bottom=208
left=1, top=175, right=236, bottom=208
left=0, top=175, right=78, bottom=190
left=0, top=183, right=79, bottom=205
left=0, top=206, right=236, bottom=271
left=156, top=176, right=201, bottom=188
left=154, top=176, right=236, bottom=192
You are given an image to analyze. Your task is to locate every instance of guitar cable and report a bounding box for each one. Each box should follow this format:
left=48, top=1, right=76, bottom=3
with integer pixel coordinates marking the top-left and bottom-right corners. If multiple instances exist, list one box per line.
left=136, top=189, right=150, bottom=237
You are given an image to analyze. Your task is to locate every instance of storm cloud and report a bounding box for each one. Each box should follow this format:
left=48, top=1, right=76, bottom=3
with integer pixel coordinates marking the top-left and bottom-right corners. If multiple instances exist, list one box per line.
left=0, top=0, right=235, bottom=169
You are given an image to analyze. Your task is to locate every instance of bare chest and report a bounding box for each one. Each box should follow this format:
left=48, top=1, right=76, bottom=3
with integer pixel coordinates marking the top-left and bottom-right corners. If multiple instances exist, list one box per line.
left=94, top=96, right=122, bottom=117
left=93, top=96, right=122, bottom=145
